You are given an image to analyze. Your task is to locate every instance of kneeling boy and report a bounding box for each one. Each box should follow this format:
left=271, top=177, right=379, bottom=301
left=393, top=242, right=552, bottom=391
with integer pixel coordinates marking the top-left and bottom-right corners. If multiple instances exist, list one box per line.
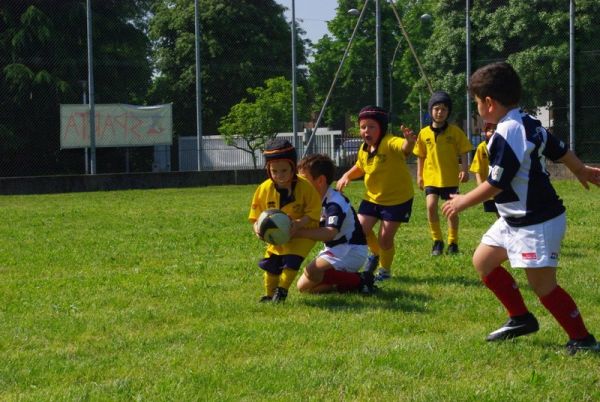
left=295, top=154, right=374, bottom=294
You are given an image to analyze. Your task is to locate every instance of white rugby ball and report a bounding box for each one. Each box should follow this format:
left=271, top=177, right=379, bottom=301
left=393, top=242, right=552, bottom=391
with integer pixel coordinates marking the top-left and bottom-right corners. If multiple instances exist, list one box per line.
left=256, top=209, right=291, bottom=245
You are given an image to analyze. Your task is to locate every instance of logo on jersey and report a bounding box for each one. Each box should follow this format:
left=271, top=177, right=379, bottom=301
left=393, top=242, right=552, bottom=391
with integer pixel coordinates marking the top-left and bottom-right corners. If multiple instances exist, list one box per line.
left=327, top=216, right=339, bottom=226
left=522, top=252, right=537, bottom=260
left=490, top=165, right=504, bottom=181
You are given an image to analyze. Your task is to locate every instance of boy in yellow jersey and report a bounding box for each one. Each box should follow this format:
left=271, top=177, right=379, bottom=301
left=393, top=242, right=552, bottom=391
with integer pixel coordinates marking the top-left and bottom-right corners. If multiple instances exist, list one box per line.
left=249, top=139, right=321, bottom=303
left=470, top=123, right=498, bottom=216
left=413, top=91, right=473, bottom=256
left=337, top=105, right=416, bottom=281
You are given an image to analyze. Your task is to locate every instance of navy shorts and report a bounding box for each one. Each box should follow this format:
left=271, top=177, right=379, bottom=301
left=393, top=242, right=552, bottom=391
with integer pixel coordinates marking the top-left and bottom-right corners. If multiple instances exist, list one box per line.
left=424, top=186, right=459, bottom=201
left=358, top=199, right=413, bottom=223
left=258, top=254, right=304, bottom=275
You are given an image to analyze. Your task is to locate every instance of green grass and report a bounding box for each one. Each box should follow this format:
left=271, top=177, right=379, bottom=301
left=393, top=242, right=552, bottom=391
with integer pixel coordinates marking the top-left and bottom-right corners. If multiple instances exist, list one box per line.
left=1, top=180, right=600, bottom=401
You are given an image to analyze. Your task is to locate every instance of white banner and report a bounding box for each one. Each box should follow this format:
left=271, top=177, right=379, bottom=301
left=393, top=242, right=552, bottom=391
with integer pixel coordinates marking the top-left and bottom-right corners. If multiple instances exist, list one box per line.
left=60, top=103, right=172, bottom=148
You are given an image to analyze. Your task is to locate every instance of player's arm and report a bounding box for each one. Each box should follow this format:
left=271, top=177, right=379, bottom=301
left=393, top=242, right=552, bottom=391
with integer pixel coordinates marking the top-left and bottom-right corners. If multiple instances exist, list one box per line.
left=441, top=181, right=501, bottom=219
left=458, top=152, right=470, bottom=183
left=400, top=125, right=416, bottom=156
left=416, top=156, right=425, bottom=190
left=336, top=165, right=364, bottom=192
left=558, top=150, right=600, bottom=189
left=294, top=226, right=338, bottom=242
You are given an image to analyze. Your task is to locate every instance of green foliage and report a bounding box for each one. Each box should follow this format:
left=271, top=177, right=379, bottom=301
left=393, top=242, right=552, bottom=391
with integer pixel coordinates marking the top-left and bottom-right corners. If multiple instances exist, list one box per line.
left=1, top=180, right=600, bottom=399
left=148, top=0, right=308, bottom=136
left=219, top=76, right=306, bottom=168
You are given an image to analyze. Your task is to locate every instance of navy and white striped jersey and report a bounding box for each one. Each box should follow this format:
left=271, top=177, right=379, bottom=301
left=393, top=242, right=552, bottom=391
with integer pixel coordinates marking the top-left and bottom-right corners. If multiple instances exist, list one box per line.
left=321, top=188, right=367, bottom=248
left=487, top=108, right=568, bottom=227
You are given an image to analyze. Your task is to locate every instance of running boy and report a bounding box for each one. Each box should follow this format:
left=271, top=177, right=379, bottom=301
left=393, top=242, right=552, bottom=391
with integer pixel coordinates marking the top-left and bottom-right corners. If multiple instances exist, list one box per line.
left=469, top=123, right=498, bottom=216
left=413, top=91, right=473, bottom=255
left=249, top=139, right=321, bottom=303
left=336, top=105, right=416, bottom=281
left=295, top=154, right=374, bottom=294
left=442, top=61, right=600, bottom=353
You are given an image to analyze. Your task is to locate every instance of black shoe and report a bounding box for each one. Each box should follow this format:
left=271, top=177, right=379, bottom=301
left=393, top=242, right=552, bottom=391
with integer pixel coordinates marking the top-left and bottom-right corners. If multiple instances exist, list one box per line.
left=486, top=312, right=539, bottom=341
left=431, top=240, right=444, bottom=256
left=566, top=334, right=600, bottom=355
left=365, top=255, right=379, bottom=273
left=359, top=270, right=375, bottom=295
left=272, top=287, right=288, bottom=303
left=447, top=243, right=459, bottom=254
left=259, top=295, right=272, bottom=303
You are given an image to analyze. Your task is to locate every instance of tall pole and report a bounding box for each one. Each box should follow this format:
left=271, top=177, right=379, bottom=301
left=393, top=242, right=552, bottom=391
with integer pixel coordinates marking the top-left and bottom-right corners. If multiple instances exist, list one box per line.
left=291, top=0, right=299, bottom=149
left=86, top=0, right=96, bottom=174
left=195, top=0, right=204, bottom=171
left=569, top=0, right=575, bottom=152
left=465, top=0, right=472, bottom=163
left=389, top=39, right=402, bottom=131
left=375, top=0, right=383, bottom=107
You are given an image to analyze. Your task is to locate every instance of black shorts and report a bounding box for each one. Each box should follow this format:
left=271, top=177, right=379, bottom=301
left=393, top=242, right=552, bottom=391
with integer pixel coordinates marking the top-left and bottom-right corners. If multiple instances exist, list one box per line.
left=358, top=198, right=413, bottom=223
left=258, top=254, right=304, bottom=274
left=424, top=186, right=459, bottom=201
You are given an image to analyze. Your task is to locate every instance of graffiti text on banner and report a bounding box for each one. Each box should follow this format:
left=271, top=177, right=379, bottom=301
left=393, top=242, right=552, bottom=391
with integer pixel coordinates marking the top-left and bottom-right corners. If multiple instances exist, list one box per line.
left=60, top=104, right=173, bottom=148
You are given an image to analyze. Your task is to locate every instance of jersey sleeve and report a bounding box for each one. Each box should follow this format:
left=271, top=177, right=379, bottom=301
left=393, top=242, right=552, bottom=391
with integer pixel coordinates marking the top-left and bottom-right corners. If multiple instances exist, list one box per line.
left=542, top=129, right=569, bottom=161
left=413, top=131, right=427, bottom=158
left=487, top=134, right=520, bottom=190
left=248, top=185, right=264, bottom=222
left=323, top=202, right=345, bottom=231
left=457, top=129, right=474, bottom=154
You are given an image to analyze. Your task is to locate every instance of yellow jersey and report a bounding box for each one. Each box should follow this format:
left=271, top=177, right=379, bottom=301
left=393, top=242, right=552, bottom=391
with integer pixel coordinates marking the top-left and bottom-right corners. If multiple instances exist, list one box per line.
left=413, top=124, right=473, bottom=187
left=470, top=141, right=489, bottom=179
left=249, top=175, right=321, bottom=257
left=355, top=134, right=414, bottom=206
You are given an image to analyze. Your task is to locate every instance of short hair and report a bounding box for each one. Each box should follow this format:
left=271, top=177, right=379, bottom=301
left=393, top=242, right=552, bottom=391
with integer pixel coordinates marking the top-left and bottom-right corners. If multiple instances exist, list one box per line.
left=469, top=62, right=521, bottom=107
left=297, top=154, right=336, bottom=185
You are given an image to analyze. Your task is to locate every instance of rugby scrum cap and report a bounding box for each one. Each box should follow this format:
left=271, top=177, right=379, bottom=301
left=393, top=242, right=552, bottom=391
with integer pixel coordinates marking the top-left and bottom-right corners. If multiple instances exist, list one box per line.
left=428, top=90, right=452, bottom=116
left=358, top=105, right=389, bottom=134
left=263, top=138, right=297, bottom=171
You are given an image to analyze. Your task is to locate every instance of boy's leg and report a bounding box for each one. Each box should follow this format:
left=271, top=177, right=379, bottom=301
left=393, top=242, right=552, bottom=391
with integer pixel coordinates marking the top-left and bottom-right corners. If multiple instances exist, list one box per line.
left=297, top=258, right=328, bottom=293
left=527, top=268, right=591, bottom=342
left=298, top=257, right=361, bottom=293
left=447, top=214, right=459, bottom=251
left=426, top=193, right=444, bottom=255
left=376, top=220, right=401, bottom=279
left=473, top=243, right=537, bottom=341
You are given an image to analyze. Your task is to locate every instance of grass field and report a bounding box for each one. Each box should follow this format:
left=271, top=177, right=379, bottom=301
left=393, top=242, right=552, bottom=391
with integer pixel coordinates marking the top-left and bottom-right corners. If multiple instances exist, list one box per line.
left=1, top=180, right=600, bottom=401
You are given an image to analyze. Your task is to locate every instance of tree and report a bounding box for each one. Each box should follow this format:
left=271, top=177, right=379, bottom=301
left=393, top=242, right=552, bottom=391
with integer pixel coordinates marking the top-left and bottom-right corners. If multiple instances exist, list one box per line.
left=307, top=0, right=436, bottom=132
left=148, top=0, right=309, bottom=138
left=0, top=0, right=153, bottom=175
left=219, top=76, right=307, bottom=168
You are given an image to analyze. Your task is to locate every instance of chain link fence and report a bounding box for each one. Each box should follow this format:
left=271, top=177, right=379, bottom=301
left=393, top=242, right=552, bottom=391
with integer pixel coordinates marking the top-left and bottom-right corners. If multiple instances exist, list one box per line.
left=1, top=2, right=599, bottom=179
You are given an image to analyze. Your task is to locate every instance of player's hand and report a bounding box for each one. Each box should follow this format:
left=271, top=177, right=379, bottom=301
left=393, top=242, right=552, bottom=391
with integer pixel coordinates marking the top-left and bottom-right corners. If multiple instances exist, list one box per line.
left=441, top=193, right=465, bottom=219
left=336, top=175, right=350, bottom=192
left=417, top=176, right=424, bottom=190
left=459, top=170, right=469, bottom=183
left=400, top=125, right=416, bottom=143
left=575, top=165, right=600, bottom=189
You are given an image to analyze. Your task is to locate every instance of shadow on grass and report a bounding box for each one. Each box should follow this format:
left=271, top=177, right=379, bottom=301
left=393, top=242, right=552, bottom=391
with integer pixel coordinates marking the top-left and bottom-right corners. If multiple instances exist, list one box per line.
left=393, top=273, right=482, bottom=288
left=299, top=287, right=431, bottom=313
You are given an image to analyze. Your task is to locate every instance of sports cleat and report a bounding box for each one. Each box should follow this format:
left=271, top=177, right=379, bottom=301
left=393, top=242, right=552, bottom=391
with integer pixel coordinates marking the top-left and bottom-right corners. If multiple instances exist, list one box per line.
left=364, top=255, right=379, bottom=273
left=359, top=270, right=375, bottom=295
left=566, top=334, right=600, bottom=355
left=272, top=287, right=288, bottom=303
left=374, top=269, right=391, bottom=282
left=447, top=243, right=459, bottom=255
left=431, top=240, right=444, bottom=256
left=486, top=312, right=539, bottom=341
left=259, top=295, right=273, bottom=303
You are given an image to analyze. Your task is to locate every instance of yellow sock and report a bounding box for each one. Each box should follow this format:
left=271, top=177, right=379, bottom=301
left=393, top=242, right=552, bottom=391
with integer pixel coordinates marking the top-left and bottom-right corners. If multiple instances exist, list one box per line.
left=366, top=230, right=381, bottom=256
left=428, top=221, right=443, bottom=241
left=379, top=247, right=395, bottom=272
left=448, top=227, right=458, bottom=245
left=263, top=272, right=279, bottom=296
left=278, top=267, right=299, bottom=290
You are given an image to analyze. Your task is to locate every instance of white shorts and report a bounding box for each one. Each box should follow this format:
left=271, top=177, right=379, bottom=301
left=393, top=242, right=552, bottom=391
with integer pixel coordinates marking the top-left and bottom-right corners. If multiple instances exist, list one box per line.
left=481, top=212, right=566, bottom=268
left=317, top=243, right=368, bottom=273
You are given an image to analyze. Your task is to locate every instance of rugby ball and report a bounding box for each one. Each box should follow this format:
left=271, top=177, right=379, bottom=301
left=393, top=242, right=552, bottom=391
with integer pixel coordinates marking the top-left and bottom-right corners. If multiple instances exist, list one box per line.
left=256, top=209, right=291, bottom=245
